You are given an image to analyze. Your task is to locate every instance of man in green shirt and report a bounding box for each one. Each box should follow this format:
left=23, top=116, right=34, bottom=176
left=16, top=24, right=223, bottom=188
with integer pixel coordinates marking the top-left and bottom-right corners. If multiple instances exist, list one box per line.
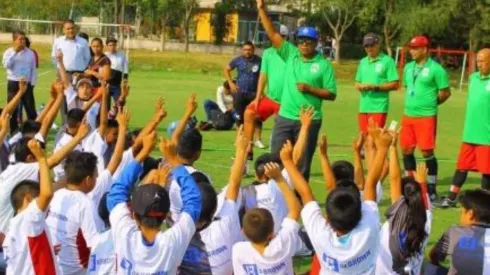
left=400, top=35, right=451, bottom=202
left=256, top=0, right=337, bottom=180
left=437, top=48, right=490, bottom=208
left=355, top=33, right=399, bottom=133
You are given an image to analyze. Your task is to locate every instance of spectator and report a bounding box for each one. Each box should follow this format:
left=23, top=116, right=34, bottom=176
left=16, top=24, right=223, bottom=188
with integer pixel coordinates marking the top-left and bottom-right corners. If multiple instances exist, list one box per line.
left=105, top=37, right=129, bottom=113
left=199, top=80, right=235, bottom=131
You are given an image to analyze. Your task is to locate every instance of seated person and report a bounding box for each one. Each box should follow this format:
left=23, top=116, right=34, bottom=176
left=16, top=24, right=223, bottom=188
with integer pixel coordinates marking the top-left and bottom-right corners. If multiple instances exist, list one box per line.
left=199, top=80, right=235, bottom=131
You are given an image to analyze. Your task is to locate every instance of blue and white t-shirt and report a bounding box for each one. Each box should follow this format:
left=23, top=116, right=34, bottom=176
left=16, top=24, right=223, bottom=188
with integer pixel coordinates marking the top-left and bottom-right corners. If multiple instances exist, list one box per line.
left=87, top=229, right=116, bottom=275
left=229, top=55, right=262, bottom=94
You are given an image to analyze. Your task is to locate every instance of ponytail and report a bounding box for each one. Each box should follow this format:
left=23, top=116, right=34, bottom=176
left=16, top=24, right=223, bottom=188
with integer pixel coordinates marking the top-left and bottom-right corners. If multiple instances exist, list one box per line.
left=402, top=178, right=428, bottom=257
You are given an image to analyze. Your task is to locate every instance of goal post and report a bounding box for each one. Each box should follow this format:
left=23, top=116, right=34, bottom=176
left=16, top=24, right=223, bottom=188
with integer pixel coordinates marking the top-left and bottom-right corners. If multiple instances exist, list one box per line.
left=395, top=46, right=475, bottom=91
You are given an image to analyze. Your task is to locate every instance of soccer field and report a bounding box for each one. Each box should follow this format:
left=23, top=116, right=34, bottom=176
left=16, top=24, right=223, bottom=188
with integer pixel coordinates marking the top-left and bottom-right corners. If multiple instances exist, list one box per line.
left=0, top=43, right=478, bottom=271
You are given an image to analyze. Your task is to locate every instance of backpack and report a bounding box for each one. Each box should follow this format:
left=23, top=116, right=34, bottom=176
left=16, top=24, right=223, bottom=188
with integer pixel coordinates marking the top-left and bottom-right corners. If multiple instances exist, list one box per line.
left=211, top=110, right=234, bottom=130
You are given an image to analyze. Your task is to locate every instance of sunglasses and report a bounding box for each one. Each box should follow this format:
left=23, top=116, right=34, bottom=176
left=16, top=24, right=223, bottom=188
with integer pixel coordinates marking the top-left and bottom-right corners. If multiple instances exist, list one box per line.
left=298, top=38, right=316, bottom=46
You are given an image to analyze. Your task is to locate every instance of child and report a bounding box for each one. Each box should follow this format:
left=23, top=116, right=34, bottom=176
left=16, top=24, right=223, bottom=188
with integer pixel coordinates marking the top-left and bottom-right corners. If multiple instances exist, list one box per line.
left=3, top=140, right=59, bottom=275
left=232, top=143, right=302, bottom=275
left=106, top=132, right=202, bottom=274
left=429, top=188, right=490, bottom=274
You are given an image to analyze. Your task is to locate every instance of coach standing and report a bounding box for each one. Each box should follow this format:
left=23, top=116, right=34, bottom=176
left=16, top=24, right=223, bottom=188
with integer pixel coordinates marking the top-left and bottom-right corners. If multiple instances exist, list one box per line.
left=355, top=33, right=399, bottom=133
left=2, top=31, right=37, bottom=134
left=437, top=48, right=490, bottom=208
left=257, top=0, right=337, bottom=180
left=401, top=35, right=451, bottom=202
left=224, top=41, right=262, bottom=128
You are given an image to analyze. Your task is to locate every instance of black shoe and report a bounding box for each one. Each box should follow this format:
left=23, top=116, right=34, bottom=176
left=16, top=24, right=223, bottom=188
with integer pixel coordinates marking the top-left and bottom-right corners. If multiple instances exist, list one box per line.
left=433, top=196, right=458, bottom=209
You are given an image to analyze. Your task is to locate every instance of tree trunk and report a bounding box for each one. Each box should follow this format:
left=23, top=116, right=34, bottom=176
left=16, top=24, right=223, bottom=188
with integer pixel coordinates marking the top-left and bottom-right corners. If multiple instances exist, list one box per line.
left=135, top=4, right=142, bottom=36
left=119, top=0, right=125, bottom=48
left=160, top=18, right=168, bottom=51
left=334, top=38, right=340, bottom=63
left=113, top=0, right=118, bottom=36
left=384, top=26, right=393, bottom=56
left=184, top=26, right=190, bottom=52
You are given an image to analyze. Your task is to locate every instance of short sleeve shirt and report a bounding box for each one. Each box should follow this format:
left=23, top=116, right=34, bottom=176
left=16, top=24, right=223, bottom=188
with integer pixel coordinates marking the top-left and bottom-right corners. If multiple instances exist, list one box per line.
left=355, top=53, right=399, bottom=113
left=229, top=55, right=262, bottom=94
left=277, top=41, right=337, bottom=120
left=87, top=229, right=116, bottom=275
left=261, top=47, right=286, bottom=103
left=403, top=58, right=450, bottom=117
left=463, top=72, right=490, bottom=145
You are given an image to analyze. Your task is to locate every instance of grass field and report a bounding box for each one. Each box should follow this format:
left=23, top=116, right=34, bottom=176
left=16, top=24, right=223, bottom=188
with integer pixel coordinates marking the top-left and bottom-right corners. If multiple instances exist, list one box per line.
left=0, top=43, right=479, bottom=272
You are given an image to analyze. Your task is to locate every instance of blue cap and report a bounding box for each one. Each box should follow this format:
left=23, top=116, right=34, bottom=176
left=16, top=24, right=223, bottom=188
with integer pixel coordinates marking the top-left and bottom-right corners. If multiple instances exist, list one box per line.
left=297, top=27, right=318, bottom=40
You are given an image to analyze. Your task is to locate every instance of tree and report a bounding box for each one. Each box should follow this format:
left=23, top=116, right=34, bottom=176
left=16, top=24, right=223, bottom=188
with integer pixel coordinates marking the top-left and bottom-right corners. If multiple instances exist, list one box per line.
left=314, top=0, right=365, bottom=62
left=182, top=0, right=198, bottom=52
left=157, top=0, right=183, bottom=50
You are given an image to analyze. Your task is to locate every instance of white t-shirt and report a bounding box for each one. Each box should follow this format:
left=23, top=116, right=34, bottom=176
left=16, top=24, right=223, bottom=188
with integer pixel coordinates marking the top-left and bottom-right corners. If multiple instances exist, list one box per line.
left=216, top=86, right=234, bottom=113
left=376, top=208, right=433, bottom=275
left=88, top=170, right=113, bottom=230
left=3, top=200, right=60, bottom=275
left=232, top=218, right=300, bottom=275
left=82, top=130, right=108, bottom=176
left=0, top=162, right=39, bottom=234
left=45, top=188, right=99, bottom=275
left=87, top=229, right=116, bottom=275
left=110, top=202, right=196, bottom=274
left=53, top=132, right=84, bottom=182
left=360, top=181, right=383, bottom=204
left=302, top=201, right=380, bottom=275
left=112, top=148, right=135, bottom=181
left=179, top=199, right=242, bottom=274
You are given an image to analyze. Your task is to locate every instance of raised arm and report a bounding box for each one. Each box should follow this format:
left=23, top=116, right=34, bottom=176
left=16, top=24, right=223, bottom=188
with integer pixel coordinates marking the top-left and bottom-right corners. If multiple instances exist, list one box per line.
left=318, top=135, right=336, bottom=191
left=119, top=79, right=130, bottom=104
left=81, top=92, right=101, bottom=112
left=28, top=140, right=53, bottom=211
left=56, top=51, right=71, bottom=88
left=97, top=84, right=109, bottom=136
left=2, top=78, right=27, bottom=117
left=256, top=0, right=283, bottom=49
left=39, top=82, right=64, bottom=139
left=0, top=113, right=10, bottom=146
left=171, top=93, right=197, bottom=144
left=265, top=162, right=301, bottom=220
left=353, top=134, right=366, bottom=191
left=225, top=127, right=248, bottom=202
left=281, top=140, right=314, bottom=204
left=134, top=97, right=167, bottom=149
left=388, top=130, right=402, bottom=204
left=47, top=122, right=90, bottom=168
left=107, top=108, right=130, bottom=174
left=293, top=107, right=314, bottom=166
left=35, top=84, right=56, bottom=123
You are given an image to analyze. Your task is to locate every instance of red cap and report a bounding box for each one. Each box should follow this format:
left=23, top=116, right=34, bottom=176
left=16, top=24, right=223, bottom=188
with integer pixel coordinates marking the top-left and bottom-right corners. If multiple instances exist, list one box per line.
left=409, top=36, right=430, bottom=48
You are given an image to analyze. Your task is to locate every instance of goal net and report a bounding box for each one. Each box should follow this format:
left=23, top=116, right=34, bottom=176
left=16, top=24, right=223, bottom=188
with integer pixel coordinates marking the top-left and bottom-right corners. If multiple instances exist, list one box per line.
left=395, top=47, right=476, bottom=91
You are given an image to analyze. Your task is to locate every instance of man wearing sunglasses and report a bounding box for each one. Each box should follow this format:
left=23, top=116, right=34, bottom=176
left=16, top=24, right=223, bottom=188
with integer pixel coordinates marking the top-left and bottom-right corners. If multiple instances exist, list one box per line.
left=355, top=33, right=399, bottom=134
left=256, top=0, right=337, bottom=181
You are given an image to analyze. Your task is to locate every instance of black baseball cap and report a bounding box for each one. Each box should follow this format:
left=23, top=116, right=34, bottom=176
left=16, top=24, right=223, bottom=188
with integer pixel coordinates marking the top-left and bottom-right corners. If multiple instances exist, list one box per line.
left=132, top=184, right=170, bottom=218
left=363, top=33, right=380, bottom=47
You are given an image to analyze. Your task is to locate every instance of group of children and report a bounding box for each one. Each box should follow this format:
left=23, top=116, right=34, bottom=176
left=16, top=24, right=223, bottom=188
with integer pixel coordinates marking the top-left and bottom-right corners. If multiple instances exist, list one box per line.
left=0, top=50, right=488, bottom=275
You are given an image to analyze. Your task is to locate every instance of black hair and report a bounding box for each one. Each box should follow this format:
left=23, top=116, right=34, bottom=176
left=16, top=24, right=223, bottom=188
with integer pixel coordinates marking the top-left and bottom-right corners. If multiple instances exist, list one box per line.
left=25, top=37, right=31, bottom=48
left=325, top=187, right=362, bottom=232
left=243, top=208, right=274, bottom=243
left=124, top=129, right=141, bottom=150
left=107, top=119, right=119, bottom=129
left=64, top=151, right=98, bottom=184
left=98, top=192, right=110, bottom=228
left=254, top=153, right=281, bottom=178
left=177, top=128, right=202, bottom=161
left=332, top=160, right=354, bottom=181
left=243, top=41, right=255, bottom=48
left=459, top=189, right=490, bottom=224
left=197, top=182, right=217, bottom=229
left=222, top=80, right=236, bottom=90
left=134, top=213, right=165, bottom=229
left=21, top=120, right=41, bottom=136
left=66, top=108, right=86, bottom=128
left=10, top=180, right=39, bottom=212
left=12, top=30, right=26, bottom=41
left=106, top=37, right=118, bottom=45
left=91, top=37, right=104, bottom=46
left=63, top=19, right=75, bottom=26
left=336, top=179, right=361, bottom=197
left=78, top=32, right=89, bottom=42
left=13, top=137, right=46, bottom=163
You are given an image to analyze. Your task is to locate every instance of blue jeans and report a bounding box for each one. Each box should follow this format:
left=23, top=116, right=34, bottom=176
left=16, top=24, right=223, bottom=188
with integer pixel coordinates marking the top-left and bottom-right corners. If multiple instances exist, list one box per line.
left=204, top=100, right=220, bottom=121
left=108, top=85, right=121, bottom=107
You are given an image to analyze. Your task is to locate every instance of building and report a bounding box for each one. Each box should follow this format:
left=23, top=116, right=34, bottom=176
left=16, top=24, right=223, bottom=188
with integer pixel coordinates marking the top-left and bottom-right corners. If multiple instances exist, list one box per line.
left=194, top=0, right=297, bottom=44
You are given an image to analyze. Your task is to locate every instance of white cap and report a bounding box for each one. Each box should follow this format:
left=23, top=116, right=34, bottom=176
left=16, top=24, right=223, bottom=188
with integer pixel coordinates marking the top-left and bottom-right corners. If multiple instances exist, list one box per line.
left=280, top=25, right=289, bottom=36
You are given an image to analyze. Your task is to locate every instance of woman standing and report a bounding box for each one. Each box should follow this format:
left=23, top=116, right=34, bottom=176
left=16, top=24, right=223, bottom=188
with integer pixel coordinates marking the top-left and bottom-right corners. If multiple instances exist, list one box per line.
left=80, top=38, right=111, bottom=90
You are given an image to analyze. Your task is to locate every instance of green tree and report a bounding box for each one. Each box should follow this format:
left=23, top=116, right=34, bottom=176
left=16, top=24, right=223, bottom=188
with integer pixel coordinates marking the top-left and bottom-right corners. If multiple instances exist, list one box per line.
left=182, top=0, right=198, bottom=52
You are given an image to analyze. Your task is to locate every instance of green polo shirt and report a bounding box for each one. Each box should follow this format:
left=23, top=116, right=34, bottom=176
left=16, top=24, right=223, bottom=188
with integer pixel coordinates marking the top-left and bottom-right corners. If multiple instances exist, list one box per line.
left=463, top=72, right=490, bottom=145
left=277, top=41, right=337, bottom=120
left=355, top=53, right=399, bottom=113
left=261, top=47, right=286, bottom=103
left=403, top=58, right=450, bottom=117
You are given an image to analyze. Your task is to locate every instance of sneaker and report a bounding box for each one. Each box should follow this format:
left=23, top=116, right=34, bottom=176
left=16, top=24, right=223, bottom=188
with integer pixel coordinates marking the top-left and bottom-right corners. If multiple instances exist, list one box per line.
left=433, top=197, right=458, bottom=209
left=254, top=140, right=266, bottom=149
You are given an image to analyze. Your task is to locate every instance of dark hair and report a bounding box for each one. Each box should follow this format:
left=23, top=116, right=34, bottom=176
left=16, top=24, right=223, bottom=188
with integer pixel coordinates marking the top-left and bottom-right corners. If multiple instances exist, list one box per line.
left=196, top=182, right=217, bottom=229
left=459, top=189, right=490, bottom=224
left=98, top=192, right=110, bottom=228
left=177, top=128, right=202, bottom=161
left=222, top=80, right=236, bottom=90
left=399, top=177, right=427, bottom=257
left=63, top=19, right=75, bottom=26
left=332, top=160, right=354, bottom=181
left=243, top=208, right=274, bottom=243
left=21, top=120, right=41, bottom=137
left=64, top=151, right=98, bottom=184
left=106, top=37, right=118, bottom=45
left=107, top=119, right=119, bottom=129
left=254, top=153, right=281, bottom=178
left=336, top=179, right=360, bottom=196
left=243, top=41, right=255, bottom=48
left=13, top=137, right=46, bottom=163
left=25, top=37, right=31, bottom=48
left=91, top=37, right=104, bottom=46
left=12, top=30, right=26, bottom=41
left=10, top=180, right=39, bottom=212
left=78, top=32, right=89, bottom=42
left=67, top=108, right=86, bottom=128
left=134, top=213, right=165, bottom=229
left=124, top=129, right=141, bottom=150
left=326, top=187, right=362, bottom=232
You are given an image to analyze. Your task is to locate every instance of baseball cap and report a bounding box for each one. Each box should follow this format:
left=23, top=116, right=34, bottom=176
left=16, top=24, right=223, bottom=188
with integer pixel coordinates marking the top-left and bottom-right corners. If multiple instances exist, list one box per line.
left=132, top=184, right=170, bottom=218
left=280, top=25, right=289, bottom=36
left=363, top=33, right=380, bottom=47
left=297, top=27, right=318, bottom=40
left=409, top=35, right=430, bottom=48
left=76, top=78, right=93, bottom=89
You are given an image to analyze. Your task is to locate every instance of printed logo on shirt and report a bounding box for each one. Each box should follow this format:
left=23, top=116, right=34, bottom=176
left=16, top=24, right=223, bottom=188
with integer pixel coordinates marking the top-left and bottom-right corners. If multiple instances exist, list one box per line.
left=375, top=63, right=383, bottom=73
left=421, top=67, right=430, bottom=77
left=252, top=65, right=259, bottom=73
left=242, top=263, right=286, bottom=275
left=243, top=264, right=259, bottom=275
left=456, top=236, right=479, bottom=251
left=120, top=258, right=133, bottom=274
left=120, top=258, right=168, bottom=275
left=323, top=250, right=372, bottom=271
left=310, top=63, right=320, bottom=74
left=323, top=254, right=340, bottom=272
left=89, top=255, right=115, bottom=272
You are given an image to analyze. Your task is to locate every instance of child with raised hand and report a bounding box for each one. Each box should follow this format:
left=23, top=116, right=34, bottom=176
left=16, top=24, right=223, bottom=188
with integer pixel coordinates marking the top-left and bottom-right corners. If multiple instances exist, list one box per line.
left=429, top=188, right=490, bottom=274
left=106, top=132, right=202, bottom=274
left=232, top=141, right=301, bottom=275
left=178, top=127, right=248, bottom=274
left=376, top=128, right=432, bottom=275
left=293, top=122, right=391, bottom=274
left=3, top=139, right=59, bottom=275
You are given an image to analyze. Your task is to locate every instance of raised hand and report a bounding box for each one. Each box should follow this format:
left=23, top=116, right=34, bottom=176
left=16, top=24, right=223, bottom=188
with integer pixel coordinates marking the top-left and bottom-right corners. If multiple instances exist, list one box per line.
left=76, top=121, right=91, bottom=139
left=54, top=81, right=64, bottom=95
left=55, top=50, right=63, bottom=63
left=142, top=131, right=157, bottom=151
left=159, top=137, right=178, bottom=166
left=157, top=163, right=172, bottom=187
left=264, top=162, right=282, bottom=181
left=280, top=140, right=294, bottom=162
left=116, top=107, right=130, bottom=128
left=27, top=139, right=45, bottom=160
left=299, top=106, right=314, bottom=127
left=256, top=0, right=264, bottom=9
left=185, top=93, right=198, bottom=116
left=353, top=133, right=365, bottom=153
left=318, top=134, right=327, bottom=156
left=235, top=126, right=249, bottom=155
left=154, top=97, right=167, bottom=121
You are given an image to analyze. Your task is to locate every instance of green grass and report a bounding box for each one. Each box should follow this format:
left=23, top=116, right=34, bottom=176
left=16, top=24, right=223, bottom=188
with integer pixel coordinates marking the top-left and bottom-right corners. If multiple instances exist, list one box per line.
left=0, top=43, right=479, bottom=272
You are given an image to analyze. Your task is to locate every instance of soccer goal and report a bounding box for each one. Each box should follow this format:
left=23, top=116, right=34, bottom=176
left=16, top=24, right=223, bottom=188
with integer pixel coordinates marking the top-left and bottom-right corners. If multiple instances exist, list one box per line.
left=395, top=47, right=476, bottom=91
